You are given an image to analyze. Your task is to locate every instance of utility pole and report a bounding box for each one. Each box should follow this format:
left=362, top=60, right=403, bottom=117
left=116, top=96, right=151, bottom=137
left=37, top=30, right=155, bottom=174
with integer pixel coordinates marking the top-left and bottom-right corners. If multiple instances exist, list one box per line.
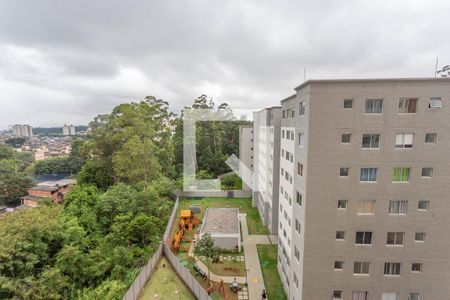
left=435, top=57, right=439, bottom=77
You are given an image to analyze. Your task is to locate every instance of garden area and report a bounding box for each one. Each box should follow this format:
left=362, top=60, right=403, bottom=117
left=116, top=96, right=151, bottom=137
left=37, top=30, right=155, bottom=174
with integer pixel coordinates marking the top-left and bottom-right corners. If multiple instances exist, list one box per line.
left=257, top=245, right=286, bottom=300
left=175, top=197, right=268, bottom=236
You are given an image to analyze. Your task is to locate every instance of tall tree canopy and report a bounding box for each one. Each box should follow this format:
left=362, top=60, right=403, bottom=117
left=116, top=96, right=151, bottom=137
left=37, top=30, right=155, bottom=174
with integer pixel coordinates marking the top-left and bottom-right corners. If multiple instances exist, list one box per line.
left=78, top=97, right=175, bottom=189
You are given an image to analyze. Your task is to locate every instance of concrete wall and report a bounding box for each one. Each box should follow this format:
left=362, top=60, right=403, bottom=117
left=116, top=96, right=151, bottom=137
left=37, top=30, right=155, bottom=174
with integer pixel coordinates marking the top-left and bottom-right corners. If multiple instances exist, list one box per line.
left=239, top=124, right=254, bottom=190
left=180, top=190, right=252, bottom=198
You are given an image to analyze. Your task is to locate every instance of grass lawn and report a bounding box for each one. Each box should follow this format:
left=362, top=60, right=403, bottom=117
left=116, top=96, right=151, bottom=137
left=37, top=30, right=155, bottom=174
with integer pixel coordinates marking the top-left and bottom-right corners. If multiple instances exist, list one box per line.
left=257, top=245, right=287, bottom=300
left=138, top=257, right=195, bottom=300
left=177, top=197, right=268, bottom=235
left=199, top=256, right=246, bottom=276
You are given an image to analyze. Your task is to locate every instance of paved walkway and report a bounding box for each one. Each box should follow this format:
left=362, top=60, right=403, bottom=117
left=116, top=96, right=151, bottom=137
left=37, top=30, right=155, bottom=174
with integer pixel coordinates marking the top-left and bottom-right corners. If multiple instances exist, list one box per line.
left=240, top=213, right=277, bottom=300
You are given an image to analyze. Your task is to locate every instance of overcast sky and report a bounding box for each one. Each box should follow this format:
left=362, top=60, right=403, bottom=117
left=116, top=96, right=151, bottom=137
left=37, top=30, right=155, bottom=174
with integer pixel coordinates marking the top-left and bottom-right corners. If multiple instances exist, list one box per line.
left=0, top=0, right=449, bottom=129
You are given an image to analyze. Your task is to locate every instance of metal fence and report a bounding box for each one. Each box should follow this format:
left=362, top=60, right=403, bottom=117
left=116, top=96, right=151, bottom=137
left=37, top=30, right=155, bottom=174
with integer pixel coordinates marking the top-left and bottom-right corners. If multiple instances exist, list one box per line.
left=122, top=196, right=212, bottom=300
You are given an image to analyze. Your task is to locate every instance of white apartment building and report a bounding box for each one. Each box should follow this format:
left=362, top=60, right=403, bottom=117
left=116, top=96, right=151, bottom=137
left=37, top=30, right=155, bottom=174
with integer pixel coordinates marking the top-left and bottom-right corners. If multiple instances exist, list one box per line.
left=62, top=124, right=76, bottom=136
left=252, top=107, right=281, bottom=234
left=257, top=78, right=450, bottom=300
left=12, top=124, right=33, bottom=137
left=239, top=124, right=254, bottom=190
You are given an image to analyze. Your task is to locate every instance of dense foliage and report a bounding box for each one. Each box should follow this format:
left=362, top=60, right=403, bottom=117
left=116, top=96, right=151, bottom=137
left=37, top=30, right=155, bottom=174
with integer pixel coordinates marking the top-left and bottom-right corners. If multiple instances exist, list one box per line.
left=0, top=181, right=174, bottom=300
left=0, top=144, right=33, bottom=206
left=32, top=139, right=86, bottom=176
left=173, top=95, right=251, bottom=178
left=78, top=97, right=175, bottom=190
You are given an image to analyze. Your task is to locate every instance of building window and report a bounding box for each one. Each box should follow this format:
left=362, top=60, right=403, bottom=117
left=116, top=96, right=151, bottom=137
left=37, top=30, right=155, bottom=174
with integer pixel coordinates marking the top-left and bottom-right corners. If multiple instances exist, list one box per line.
left=412, top=263, right=422, bottom=272
left=418, top=200, right=429, bottom=210
left=421, top=167, right=433, bottom=177
left=296, top=191, right=302, bottom=206
left=425, top=132, right=437, bottom=143
left=341, top=133, right=351, bottom=144
left=386, top=232, right=404, bottom=245
left=340, top=168, right=349, bottom=177
left=295, top=219, right=301, bottom=235
left=298, top=133, right=304, bottom=146
left=389, top=200, right=408, bottom=214
left=297, top=163, right=303, bottom=177
left=282, top=130, right=285, bottom=138
left=299, top=101, right=306, bottom=115
left=360, top=168, right=377, bottom=182
left=398, top=98, right=418, bottom=113
left=428, top=97, right=442, bottom=108
left=357, top=200, right=375, bottom=214
left=384, top=262, right=401, bottom=276
left=415, top=232, right=426, bottom=242
left=337, top=200, right=348, bottom=209
left=362, top=133, right=380, bottom=148
left=334, top=261, right=344, bottom=270
left=344, top=99, right=354, bottom=108
left=352, top=291, right=368, bottom=300
left=355, top=231, right=372, bottom=245
left=293, top=271, right=299, bottom=287
left=382, top=292, right=400, bottom=300
left=333, top=290, right=343, bottom=300
left=336, top=231, right=345, bottom=240
left=286, top=130, right=290, bottom=140
left=353, top=261, right=370, bottom=275
left=294, top=246, right=300, bottom=261
left=395, top=133, right=414, bottom=148
left=282, top=110, right=286, bottom=119
left=408, top=293, right=421, bottom=300
left=392, top=167, right=410, bottom=182
left=365, top=99, right=383, bottom=113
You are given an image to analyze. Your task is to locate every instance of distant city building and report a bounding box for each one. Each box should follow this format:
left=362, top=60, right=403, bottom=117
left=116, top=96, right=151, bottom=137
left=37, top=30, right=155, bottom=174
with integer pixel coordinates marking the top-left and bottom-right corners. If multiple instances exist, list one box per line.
left=12, top=124, right=33, bottom=137
left=62, top=124, right=76, bottom=136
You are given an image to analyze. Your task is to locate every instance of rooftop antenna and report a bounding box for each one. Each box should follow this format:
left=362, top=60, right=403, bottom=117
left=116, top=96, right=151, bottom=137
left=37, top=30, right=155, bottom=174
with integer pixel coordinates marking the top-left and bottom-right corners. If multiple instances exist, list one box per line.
left=303, top=68, right=307, bottom=82
left=435, top=57, right=439, bottom=77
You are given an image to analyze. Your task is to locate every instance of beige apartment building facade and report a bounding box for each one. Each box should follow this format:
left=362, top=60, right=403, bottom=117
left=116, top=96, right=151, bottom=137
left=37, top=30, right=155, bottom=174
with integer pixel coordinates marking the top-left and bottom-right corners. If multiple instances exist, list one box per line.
left=273, top=78, right=450, bottom=300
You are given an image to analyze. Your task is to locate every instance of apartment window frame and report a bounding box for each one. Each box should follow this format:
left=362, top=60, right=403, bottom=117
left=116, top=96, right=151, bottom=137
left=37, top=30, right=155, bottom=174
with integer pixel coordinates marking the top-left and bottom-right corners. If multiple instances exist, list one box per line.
left=386, top=232, right=404, bottom=246
left=360, top=167, right=377, bottom=182
left=296, top=191, right=302, bottom=206
left=395, top=133, right=414, bottom=149
left=334, top=261, right=344, bottom=270
left=398, top=98, right=418, bottom=113
left=428, top=97, right=442, bottom=108
left=411, top=263, right=422, bottom=273
left=362, top=133, right=380, bottom=149
left=341, top=133, right=351, bottom=144
left=333, top=290, right=343, bottom=300
left=340, top=167, right=349, bottom=177
left=418, top=200, right=429, bottom=211
left=336, top=231, right=345, bottom=240
left=298, top=133, right=304, bottom=147
left=344, top=99, right=354, bottom=109
left=389, top=200, right=408, bottom=215
left=415, top=232, right=426, bottom=242
left=408, top=293, right=421, bottom=300
left=297, top=163, right=304, bottom=177
left=337, top=200, right=348, bottom=209
left=421, top=167, right=433, bottom=178
left=425, top=132, right=437, bottom=143
left=384, top=262, right=401, bottom=276
left=355, top=231, right=373, bottom=245
left=392, top=167, right=410, bottom=182
left=365, top=99, right=383, bottom=114
left=299, top=101, right=306, bottom=115
left=382, top=292, right=400, bottom=300
left=353, top=261, right=370, bottom=275
left=352, top=291, right=368, bottom=300
left=356, top=200, right=375, bottom=215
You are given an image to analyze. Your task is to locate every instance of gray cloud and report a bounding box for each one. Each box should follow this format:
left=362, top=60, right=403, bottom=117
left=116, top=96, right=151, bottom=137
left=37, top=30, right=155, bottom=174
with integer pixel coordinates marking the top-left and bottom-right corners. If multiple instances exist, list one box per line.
left=0, top=0, right=449, bottom=129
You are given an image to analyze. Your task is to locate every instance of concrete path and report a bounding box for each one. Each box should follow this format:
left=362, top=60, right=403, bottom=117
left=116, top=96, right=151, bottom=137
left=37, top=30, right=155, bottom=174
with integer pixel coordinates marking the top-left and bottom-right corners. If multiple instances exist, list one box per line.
left=240, top=213, right=277, bottom=300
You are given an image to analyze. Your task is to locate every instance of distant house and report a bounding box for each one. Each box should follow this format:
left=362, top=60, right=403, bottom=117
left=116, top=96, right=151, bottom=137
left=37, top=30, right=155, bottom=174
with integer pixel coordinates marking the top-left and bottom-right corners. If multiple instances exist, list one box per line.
left=21, top=179, right=76, bottom=207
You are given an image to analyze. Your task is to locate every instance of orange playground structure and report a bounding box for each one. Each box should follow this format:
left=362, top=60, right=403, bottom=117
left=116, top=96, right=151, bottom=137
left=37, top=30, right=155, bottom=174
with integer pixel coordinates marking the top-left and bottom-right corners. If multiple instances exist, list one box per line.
left=171, top=209, right=201, bottom=253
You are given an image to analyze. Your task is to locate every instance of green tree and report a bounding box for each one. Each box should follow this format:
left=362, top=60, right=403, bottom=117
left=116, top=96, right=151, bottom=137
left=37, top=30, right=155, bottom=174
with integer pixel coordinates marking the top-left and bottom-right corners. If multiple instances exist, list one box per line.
left=194, top=233, right=220, bottom=283
left=0, top=173, right=32, bottom=206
